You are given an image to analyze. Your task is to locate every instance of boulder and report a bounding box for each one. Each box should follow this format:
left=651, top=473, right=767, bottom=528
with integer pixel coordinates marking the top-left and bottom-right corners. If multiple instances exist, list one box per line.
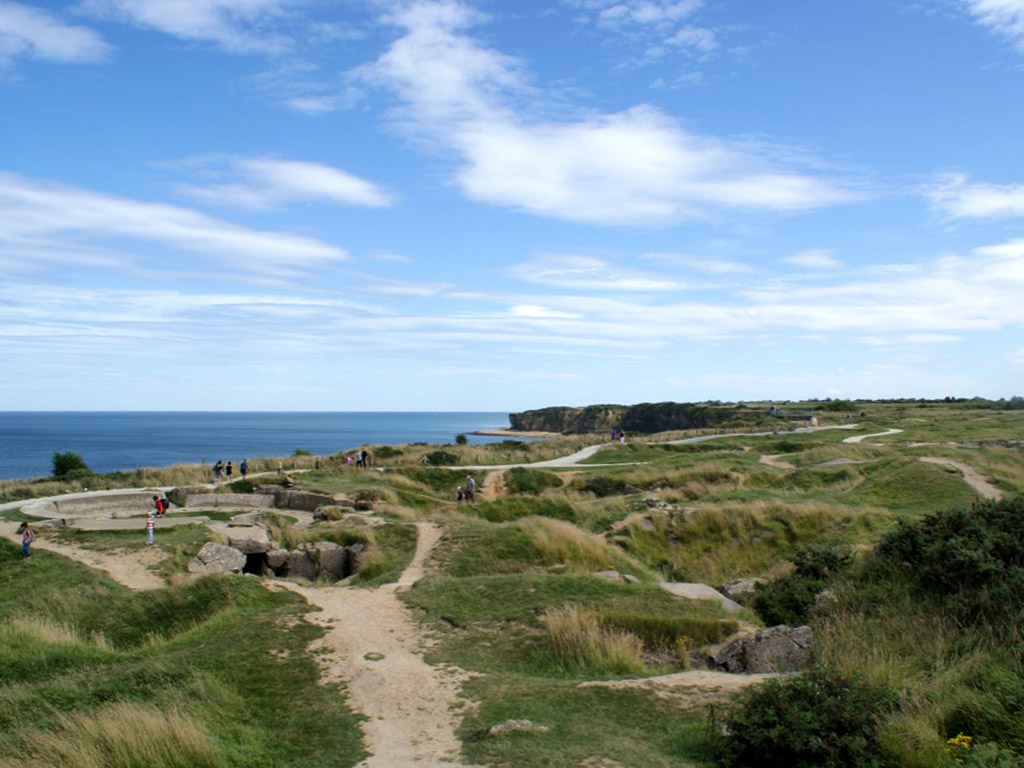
left=168, top=486, right=206, bottom=506
left=273, top=490, right=337, bottom=512
left=594, top=570, right=621, bottom=582
left=710, top=625, right=813, bottom=674
left=347, top=543, right=367, bottom=573
left=286, top=550, right=319, bottom=581
left=226, top=526, right=273, bottom=554
left=309, top=541, right=348, bottom=580
left=720, top=578, right=767, bottom=600
left=229, top=512, right=263, bottom=526
left=188, top=543, right=246, bottom=574
left=266, top=549, right=290, bottom=570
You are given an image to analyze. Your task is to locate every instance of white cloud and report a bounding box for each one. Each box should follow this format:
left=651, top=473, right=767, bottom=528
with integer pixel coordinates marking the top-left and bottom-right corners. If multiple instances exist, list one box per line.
left=642, top=251, right=755, bottom=274
left=174, top=155, right=395, bottom=211
left=509, top=254, right=689, bottom=291
left=509, top=304, right=581, bottom=319
left=0, top=171, right=348, bottom=278
left=960, top=0, right=1024, bottom=51
left=928, top=172, right=1024, bottom=219
left=364, top=1, right=854, bottom=226
left=782, top=249, right=842, bottom=270
left=80, top=0, right=299, bottom=53
left=0, top=2, right=110, bottom=64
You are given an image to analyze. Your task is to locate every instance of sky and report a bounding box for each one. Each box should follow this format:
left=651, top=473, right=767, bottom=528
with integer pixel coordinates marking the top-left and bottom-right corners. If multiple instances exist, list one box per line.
left=1, top=0, right=1024, bottom=411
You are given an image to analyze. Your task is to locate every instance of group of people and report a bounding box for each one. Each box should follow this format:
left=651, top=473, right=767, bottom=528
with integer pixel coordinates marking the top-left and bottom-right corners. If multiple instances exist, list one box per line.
left=456, top=475, right=476, bottom=505
left=343, top=450, right=373, bottom=468
left=212, top=458, right=249, bottom=484
left=610, top=428, right=627, bottom=443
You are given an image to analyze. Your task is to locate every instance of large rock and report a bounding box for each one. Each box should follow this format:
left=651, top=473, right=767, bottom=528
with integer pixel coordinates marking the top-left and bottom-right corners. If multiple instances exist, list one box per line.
left=266, top=549, right=290, bottom=570
left=273, top=490, right=337, bottom=512
left=226, top=526, right=273, bottom=554
left=710, top=625, right=813, bottom=674
left=168, top=486, right=206, bottom=506
left=720, top=578, right=767, bottom=600
left=310, top=541, right=348, bottom=580
left=188, top=543, right=246, bottom=574
left=286, top=550, right=319, bottom=581
left=230, top=512, right=264, bottom=526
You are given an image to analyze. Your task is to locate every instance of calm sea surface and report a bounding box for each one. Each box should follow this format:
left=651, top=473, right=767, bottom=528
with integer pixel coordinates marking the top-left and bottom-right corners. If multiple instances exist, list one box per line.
left=0, top=412, right=515, bottom=481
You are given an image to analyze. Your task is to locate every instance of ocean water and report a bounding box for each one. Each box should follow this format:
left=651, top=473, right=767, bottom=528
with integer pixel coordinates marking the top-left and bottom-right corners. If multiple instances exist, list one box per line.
left=0, top=411, right=516, bottom=481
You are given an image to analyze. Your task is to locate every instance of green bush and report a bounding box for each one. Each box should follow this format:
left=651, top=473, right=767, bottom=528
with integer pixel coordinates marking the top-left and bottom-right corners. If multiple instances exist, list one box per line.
left=375, top=445, right=403, bottom=459
left=716, top=670, right=892, bottom=768
left=875, top=497, right=1024, bottom=621
left=576, top=475, right=630, bottom=498
left=752, top=574, right=825, bottom=627
left=455, top=433, right=468, bottom=445
left=52, top=451, right=90, bottom=478
left=791, top=542, right=853, bottom=580
left=228, top=479, right=254, bottom=493
left=293, top=448, right=312, bottom=456
left=422, top=450, right=459, bottom=466
left=505, top=467, right=562, bottom=495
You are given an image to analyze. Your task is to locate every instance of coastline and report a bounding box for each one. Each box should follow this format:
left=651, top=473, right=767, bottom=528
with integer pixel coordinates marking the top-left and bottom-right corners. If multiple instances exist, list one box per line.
left=473, top=428, right=560, bottom=438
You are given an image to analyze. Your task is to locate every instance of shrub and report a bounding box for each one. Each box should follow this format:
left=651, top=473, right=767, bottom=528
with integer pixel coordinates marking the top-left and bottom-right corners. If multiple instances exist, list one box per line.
left=505, top=467, right=562, bottom=495
left=52, top=451, right=90, bottom=478
left=228, top=479, right=254, bottom=493
left=577, top=475, right=629, bottom=498
left=875, top=497, right=1024, bottom=621
left=753, top=574, right=825, bottom=627
left=455, top=433, right=468, bottom=445
left=791, top=542, right=853, bottom=580
left=375, top=445, right=403, bottom=459
left=422, top=450, right=458, bottom=466
left=293, top=448, right=312, bottom=456
left=716, top=670, right=892, bottom=768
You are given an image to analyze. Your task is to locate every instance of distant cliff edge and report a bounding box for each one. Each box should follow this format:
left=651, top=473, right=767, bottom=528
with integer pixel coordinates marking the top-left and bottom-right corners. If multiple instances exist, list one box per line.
left=508, top=402, right=745, bottom=435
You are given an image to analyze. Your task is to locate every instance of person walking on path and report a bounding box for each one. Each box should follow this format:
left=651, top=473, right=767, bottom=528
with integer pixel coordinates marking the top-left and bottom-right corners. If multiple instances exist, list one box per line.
left=226, top=461, right=233, bottom=482
left=464, top=475, right=476, bottom=502
left=240, top=458, right=248, bottom=479
left=18, top=522, right=34, bottom=560
left=145, top=512, right=155, bottom=545
left=456, top=487, right=464, bottom=507
left=213, top=460, right=224, bottom=484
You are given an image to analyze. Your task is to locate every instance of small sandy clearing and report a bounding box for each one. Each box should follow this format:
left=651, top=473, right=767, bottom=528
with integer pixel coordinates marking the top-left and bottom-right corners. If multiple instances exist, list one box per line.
left=759, top=454, right=795, bottom=470
left=278, top=522, right=481, bottom=768
left=920, top=457, right=1003, bottom=500
left=579, top=669, right=781, bottom=707
left=478, top=470, right=505, bottom=502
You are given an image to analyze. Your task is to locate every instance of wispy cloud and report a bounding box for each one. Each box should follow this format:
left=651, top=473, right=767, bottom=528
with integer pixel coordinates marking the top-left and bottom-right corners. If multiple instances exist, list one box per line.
left=362, top=0, right=856, bottom=227
left=79, top=0, right=300, bottom=53
left=781, top=249, right=842, bottom=270
left=0, top=2, right=110, bottom=65
left=0, top=171, right=348, bottom=279
left=565, top=0, right=718, bottom=59
left=173, top=155, right=395, bottom=211
left=959, top=0, right=1024, bottom=51
left=509, top=254, right=690, bottom=291
left=928, top=172, right=1024, bottom=219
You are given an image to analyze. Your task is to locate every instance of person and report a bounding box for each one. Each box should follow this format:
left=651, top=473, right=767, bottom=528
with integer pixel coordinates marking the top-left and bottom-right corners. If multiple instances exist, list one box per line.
left=315, top=457, right=320, bottom=470
left=356, top=450, right=366, bottom=468
left=277, top=460, right=283, bottom=476
left=226, top=461, right=233, bottom=481
left=456, top=487, right=464, bottom=507
left=619, top=430, right=626, bottom=444
left=611, top=428, right=618, bottom=442
left=145, top=512, right=155, bottom=545
left=346, top=454, right=353, bottom=467
left=18, top=522, right=34, bottom=560
left=465, top=474, right=476, bottom=502
left=240, top=458, right=248, bottom=479
left=152, top=495, right=164, bottom=519
left=213, top=459, right=224, bottom=484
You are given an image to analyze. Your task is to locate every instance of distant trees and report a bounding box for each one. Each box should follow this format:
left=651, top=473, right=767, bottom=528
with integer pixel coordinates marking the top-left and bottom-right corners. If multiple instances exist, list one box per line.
left=51, top=451, right=91, bottom=479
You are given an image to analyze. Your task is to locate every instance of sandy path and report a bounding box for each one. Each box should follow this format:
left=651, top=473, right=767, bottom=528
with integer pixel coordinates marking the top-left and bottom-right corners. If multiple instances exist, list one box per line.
left=279, top=523, right=480, bottom=768
left=920, top=457, right=1003, bottom=500
left=0, top=520, right=164, bottom=590
left=758, top=454, right=795, bottom=470
left=842, top=428, right=903, bottom=444
left=478, top=471, right=505, bottom=502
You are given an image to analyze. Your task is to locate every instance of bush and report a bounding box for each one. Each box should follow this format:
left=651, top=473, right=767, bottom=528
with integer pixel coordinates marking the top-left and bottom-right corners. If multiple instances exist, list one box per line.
left=753, top=574, right=825, bottom=627
left=875, top=497, right=1024, bottom=621
left=577, top=475, right=630, bottom=498
left=228, top=479, right=254, bottom=494
left=422, top=450, right=458, bottom=466
left=455, top=433, right=468, bottom=445
left=505, top=467, right=562, bottom=495
left=375, top=445, right=403, bottom=459
left=293, top=448, right=312, bottom=456
left=52, top=452, right=91, bottom=478
left=791, top=542, right=853, bottom=580
left=716, top=670, right=892, bottom=768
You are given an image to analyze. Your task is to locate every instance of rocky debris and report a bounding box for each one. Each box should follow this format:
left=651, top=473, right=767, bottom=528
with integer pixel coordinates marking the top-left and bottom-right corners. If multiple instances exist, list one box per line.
left=660, top=582, right=743, bottom=613
left=720, top=578, right=767, bottom=600
left=229, top=512, right=263, bottom=526
left=487, top=719, right=550, bottom=737
left=188, top=543, right=246, bottom=574
left=710, top=625, right=813, bottom=674
left=281, top=476, right=297, bottom=489
left=623, top=484, right=642, bottom=495
left=226, top=526, right=274, bottom=554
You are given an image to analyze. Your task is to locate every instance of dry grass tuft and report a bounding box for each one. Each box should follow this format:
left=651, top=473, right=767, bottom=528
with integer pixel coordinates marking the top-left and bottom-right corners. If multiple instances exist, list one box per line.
left=540, top=604, right=645, bottom=675
left=517, top=517, right=613, bottom=571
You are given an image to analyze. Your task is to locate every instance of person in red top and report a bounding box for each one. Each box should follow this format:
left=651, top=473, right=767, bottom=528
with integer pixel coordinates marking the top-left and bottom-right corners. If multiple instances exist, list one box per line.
left=19, top=522, right=35, bottom=559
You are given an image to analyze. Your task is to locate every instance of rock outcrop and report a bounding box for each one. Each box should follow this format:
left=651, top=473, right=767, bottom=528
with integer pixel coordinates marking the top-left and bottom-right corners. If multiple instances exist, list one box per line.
left=188, top=542, right=247, bottom=574
left=508, top=401, right=738, bottom=435
left=710, top=625, right=813, bottom=674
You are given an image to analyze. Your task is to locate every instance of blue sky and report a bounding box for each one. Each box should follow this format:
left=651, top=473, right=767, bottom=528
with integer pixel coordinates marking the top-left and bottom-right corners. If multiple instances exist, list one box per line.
left=2, top=0, right=1024, bottom=411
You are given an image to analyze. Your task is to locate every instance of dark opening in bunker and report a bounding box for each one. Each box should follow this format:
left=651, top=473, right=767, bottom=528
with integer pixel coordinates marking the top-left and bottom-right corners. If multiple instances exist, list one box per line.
left=243, top=552, right=269, bottom=576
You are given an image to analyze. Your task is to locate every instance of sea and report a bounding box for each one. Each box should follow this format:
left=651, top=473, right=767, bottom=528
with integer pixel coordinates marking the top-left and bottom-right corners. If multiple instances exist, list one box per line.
left=0, top=411, right=520, bottom=481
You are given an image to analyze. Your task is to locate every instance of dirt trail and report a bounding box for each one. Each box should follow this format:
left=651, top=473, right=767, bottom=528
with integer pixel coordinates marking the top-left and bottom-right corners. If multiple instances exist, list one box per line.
left=279, top=523, right=480, bottom=768
left=920, top=457, right=1003, bottom=500
left=478, top=470, right=505, bottom=503
left=758, top=454, right=795, bottom=470
left=0, top=521, right=164, bottom=590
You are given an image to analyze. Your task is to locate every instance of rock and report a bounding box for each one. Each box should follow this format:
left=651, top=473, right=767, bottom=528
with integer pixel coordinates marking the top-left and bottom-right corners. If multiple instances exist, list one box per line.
left=266, top=549, right=290, bottom=569
left=710, top=625, right=813, bottom=674
left=660, top=582, right=743, bottom=613
left=487, top=719, right=550, bottom=736
left=183, top=492, right=273, bottom=510
left=168, top=486, right=205, bottom=506
left=310, top=541, right=348, bottom=580
left=813, top=589, right=837, bottom=612
left=594, top=570, right=621, bottom=582
left=623, top=484, right=642, bottom=495
left=188, top=543, right=246, bottom=574
left=622, top=574, right=639, bottom=584
left=230, top=512, right=263, bottom=526
left=274, top=490, right=336, bottom=512
left=353, top=499, right=375, bottom=512
left=226, top=526, right=273, bottom=554
left=285, top=549, right=319, bottom=581
left=347, top=543, right=367, bottom=573
left=720, top=578, right=767, bottom=599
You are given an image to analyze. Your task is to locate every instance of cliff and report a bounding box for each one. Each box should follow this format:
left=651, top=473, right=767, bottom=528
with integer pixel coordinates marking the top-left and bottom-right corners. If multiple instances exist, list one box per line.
left=508, top=401, right=739, bottom=435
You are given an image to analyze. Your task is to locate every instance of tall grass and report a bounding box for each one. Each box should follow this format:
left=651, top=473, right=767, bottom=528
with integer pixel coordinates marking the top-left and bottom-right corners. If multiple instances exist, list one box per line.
left=540, top=604, right=645, bottom=675
left=517, top=517, right=615, bottom=571
left=9, top=703, right=225, bottom=768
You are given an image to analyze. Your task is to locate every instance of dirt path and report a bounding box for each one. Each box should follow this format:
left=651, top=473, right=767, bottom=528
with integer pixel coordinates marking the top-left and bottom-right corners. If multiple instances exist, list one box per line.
left=758, top=454, right=795, bottom=470
left=842, top=428, right=903, bottom=444
left=920, top=457, right=1003, bottom=500
left=279, top=523, right=480, bottom=768
left=0, top=520, right=164, bottom=590
left=478, top=471, right=505, bottom=503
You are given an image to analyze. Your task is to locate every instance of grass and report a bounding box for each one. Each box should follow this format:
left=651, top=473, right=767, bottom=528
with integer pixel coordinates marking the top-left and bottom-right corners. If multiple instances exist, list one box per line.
left=0, top=540, right=364, bottom=768
left=540, top=604, right=646, bottom=675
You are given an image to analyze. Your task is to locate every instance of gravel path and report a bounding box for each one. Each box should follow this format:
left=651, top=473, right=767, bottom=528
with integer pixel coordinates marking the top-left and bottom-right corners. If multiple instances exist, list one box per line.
left=919, top=457, right=1003, bottom=500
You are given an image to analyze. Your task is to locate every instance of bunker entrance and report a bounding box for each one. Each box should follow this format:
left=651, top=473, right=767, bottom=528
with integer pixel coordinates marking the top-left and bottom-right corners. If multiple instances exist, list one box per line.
left=243, top=552, right=269, bottom=576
